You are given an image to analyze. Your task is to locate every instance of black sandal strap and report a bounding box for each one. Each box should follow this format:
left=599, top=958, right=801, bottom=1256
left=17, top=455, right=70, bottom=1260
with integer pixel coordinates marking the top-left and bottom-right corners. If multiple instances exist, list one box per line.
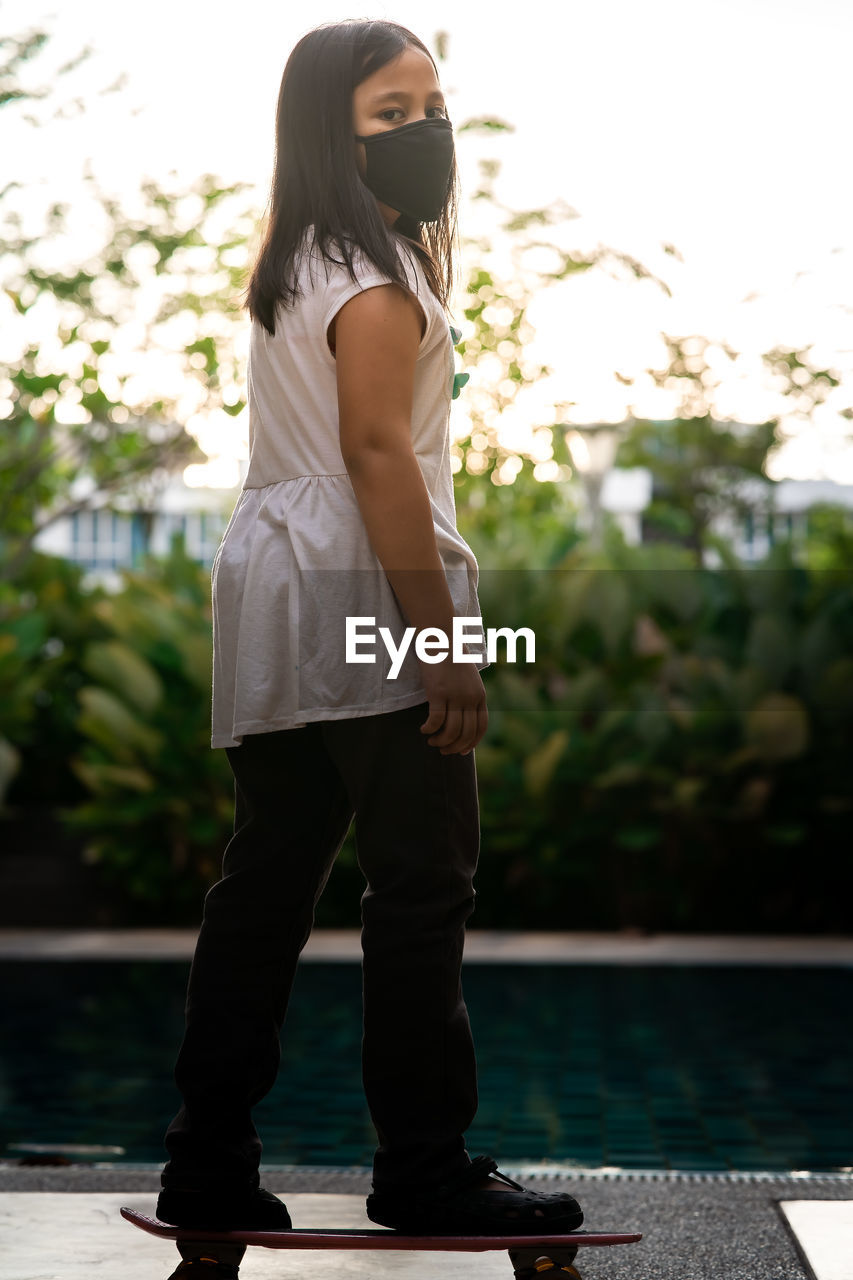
left=434, top=1155, right=526, bottom=1199
left=434, top=1155, right=496, bottom=1197
left=484, top=1166, right=527, bottom=1193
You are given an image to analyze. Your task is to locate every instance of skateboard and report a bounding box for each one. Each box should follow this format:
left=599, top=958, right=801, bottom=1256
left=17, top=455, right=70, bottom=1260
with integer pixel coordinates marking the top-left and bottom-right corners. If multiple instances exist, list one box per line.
left=121, top=1207, right=643, bottom=1279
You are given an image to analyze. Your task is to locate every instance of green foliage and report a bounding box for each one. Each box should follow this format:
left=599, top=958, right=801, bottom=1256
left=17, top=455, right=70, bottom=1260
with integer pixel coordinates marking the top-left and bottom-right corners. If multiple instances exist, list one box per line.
left=53, top=533, right=235, bottom=919
left=0, top=165, right=256, bottom=585
left=7, top=526, right=840, bottom=932
left=0, top=551, right=103, bottom=810
left=617, top=410, right=778, bottom=559
left=0, top=29, right=60, bottom=113
left=456, top=456, right=582, bottom=568
left=449, top=174, right=671, bottom=495
left=797, top=502, right=853, bottom=570
left=464, top=535, right=853, bottom=931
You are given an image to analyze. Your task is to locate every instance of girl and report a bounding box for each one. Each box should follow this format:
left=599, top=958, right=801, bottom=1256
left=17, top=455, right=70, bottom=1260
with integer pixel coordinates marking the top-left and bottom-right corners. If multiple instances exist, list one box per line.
left=156, top=17, right=584, bottom=1269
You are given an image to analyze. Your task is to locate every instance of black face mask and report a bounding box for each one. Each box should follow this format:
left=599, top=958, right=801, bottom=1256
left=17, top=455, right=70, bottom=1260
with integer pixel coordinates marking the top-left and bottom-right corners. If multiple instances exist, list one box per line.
left=354, top=117, right=454, bottom=223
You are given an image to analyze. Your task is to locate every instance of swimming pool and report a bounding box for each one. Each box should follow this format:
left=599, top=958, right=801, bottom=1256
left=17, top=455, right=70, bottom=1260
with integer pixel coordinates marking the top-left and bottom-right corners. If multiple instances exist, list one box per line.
left=1, top=962, right=850, bottom=1172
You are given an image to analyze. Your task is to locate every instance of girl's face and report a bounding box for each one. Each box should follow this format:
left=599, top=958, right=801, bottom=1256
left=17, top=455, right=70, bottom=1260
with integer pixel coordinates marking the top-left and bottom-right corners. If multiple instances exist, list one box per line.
left=352, top=44, right=448, bottom=227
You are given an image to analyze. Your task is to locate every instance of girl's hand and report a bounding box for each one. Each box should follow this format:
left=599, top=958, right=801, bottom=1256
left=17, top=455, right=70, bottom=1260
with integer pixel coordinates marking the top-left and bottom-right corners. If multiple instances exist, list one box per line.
left=418, top=659, right=488, bottom=755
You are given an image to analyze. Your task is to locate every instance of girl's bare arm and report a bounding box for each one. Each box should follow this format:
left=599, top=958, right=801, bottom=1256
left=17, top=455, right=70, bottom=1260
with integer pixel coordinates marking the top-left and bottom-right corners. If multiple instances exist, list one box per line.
left=333, top=281, right=487, bottom=754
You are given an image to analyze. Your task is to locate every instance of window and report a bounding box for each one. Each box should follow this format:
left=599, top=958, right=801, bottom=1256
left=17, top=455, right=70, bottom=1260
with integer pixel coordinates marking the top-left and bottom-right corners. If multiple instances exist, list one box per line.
left=70, top=510, right=134, bottom=570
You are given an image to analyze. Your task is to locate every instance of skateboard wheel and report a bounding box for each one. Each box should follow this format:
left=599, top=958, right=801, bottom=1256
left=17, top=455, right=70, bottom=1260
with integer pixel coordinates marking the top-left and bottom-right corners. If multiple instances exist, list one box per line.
left=175, top=1240, right=245, bottom=1271
left=166, top=1259, right=240, bottom=1279
left=509, top=1248, right=581, bottom=1279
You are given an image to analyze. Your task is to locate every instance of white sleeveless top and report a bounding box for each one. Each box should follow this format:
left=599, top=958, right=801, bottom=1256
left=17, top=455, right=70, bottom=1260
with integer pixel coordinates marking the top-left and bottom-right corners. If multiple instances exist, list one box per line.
left=210, top=225, right=488, bottom=748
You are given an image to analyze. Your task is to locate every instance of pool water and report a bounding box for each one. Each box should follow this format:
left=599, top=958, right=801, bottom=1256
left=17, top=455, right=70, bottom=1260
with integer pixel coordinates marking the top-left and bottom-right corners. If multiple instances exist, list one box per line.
left=1, top=962, right=850, bottom=1172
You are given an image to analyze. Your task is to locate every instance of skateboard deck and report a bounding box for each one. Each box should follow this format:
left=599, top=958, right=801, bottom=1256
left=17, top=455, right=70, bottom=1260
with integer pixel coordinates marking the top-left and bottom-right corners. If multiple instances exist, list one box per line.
left=121, top=1207, right=642, bottom=1250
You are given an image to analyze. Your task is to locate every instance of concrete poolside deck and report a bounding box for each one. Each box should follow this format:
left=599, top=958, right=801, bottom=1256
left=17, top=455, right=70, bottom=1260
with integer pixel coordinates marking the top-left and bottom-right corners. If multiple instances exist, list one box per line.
left=1, top=928, right=852, bottom=963
left=0, top=1176, right=852, bottom=1280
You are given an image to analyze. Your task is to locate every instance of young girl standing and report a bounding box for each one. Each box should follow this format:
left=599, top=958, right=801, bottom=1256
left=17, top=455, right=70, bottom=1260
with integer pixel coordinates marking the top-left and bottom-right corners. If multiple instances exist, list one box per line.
left=156, top=17, right=584, bottom=1269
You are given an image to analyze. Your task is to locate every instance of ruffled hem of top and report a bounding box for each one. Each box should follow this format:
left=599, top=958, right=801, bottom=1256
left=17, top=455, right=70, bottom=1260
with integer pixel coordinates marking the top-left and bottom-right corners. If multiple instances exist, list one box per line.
left=210, top=475, right=486, bottom=750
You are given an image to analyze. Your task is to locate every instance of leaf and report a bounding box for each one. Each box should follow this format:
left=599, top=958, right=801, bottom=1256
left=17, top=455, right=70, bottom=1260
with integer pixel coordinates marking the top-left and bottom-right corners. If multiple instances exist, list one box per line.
left=672, top=776, right=705, bottom=810
left=765, top=823, right=807, bottom=845
left=470, top=741, right=508, bottom=777
left=522, top=729, right=569, bottom=799
left=0, top=736, right=22, bottom=805
left=745, top=612, right=796, bottom=686
left=452, top=370, right=470, bottom=400
left=614, top=823, right=660, bottom=851
left=76, top=686, right=164, bottom=760
left=592, top=761, right=647, bottom=789
left=633, top=612, right=670, bottom=657
left=4, top=288, right=28, bottom=315
left=581, top=570, right=632, bottom=655
left=82, top=640, right=163, bottom=714
left=71, top=759, right=155, bottom=795
left=745, top=692, right=810, bottom=761
left=814, top=657, right=853, bottom=725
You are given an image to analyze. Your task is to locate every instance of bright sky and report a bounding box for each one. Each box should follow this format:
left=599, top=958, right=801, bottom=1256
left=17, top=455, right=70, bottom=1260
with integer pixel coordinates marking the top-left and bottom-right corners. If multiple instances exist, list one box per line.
left=4, top=0, right=853, bottom=485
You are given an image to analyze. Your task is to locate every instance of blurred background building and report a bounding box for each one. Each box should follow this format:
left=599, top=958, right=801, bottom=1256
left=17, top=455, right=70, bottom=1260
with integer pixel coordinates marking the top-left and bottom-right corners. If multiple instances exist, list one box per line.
left=32, top=435, right=853, bottom=587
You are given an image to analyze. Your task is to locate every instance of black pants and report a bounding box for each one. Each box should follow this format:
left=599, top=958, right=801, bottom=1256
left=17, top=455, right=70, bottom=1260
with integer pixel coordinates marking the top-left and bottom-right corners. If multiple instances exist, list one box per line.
left=161, top=701, right=480, bottom=1195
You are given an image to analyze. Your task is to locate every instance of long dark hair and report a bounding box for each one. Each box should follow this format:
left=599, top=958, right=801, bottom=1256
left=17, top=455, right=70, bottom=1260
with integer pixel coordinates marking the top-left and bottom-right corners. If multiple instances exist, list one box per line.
left=245, top=19, right=460, bottom=336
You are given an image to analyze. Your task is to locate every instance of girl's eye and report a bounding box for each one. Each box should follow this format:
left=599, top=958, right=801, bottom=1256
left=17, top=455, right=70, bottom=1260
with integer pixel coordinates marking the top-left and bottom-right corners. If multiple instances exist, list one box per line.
left=379, top=107, right=448, bottom=122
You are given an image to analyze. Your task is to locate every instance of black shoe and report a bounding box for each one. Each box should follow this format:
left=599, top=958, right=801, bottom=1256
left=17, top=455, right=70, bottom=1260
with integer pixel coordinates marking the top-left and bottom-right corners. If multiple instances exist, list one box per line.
left=166, top=1260, right=240, bottom=1280
left=157, top=1185, right=292, bottom=1231
left=366, top=1155, right=584, bottom=1236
